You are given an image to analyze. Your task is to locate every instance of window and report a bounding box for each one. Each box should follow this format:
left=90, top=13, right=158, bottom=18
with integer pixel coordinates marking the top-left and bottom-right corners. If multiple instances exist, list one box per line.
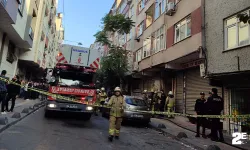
left=142, top=37, right=151, bottom=58
left=154, top=0, right=167, bottom=20
left=153, top=25, right=166, bottom=53
left=120, top=1, right=126, bottom=14
left=129, top=5, right=135, bottom=18
left=127, top=28, right=133, bottom=41
left=225, top=11, right=250, bottom=50
left=175, top=16, right=191, bottom=43
left=6, top=42, right=16, bottom=64
left=137, top=21, right=144, bottom=37
left=138, top=0, right=145, bottom=13
left=136, top=48, right=142, bottom=62
left=29, top=27, right=34, bottom=40
left=146, top=5, right=154, bottom=28
left=18, top=0, right=25, bottom=15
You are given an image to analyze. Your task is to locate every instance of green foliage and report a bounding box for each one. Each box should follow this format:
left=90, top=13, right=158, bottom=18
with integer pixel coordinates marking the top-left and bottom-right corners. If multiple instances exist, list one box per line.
left=96, top=45, right=128, bottom=88
left=94, top=13, right=134, bottom=88
left=237, top=13, right=250, bottom=24
left=94, top=31, right=110, bottom=46
left=102, top=14, right=135, bottom=34
left=94, top=14, right=135, bottom=46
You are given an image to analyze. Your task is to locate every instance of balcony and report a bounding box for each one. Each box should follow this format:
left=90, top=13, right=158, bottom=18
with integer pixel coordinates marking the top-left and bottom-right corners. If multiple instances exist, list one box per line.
left=0, top=0, right=18, bottom=25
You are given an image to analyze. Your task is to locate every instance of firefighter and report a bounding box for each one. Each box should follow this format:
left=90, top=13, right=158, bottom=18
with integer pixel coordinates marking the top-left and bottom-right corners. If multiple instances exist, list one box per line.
left=94, top=89, right=101, bottom=116
left=165, top=91, right=175, bottom=118
left=100, top=87, right=107, bottom=106
left=107, top=87, right=124, bottom=142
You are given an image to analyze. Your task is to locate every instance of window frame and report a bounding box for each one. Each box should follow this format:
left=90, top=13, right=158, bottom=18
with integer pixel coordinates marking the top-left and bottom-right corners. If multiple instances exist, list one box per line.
left=137, top=21, right=144, bottom=37
left=136, top=48, right=142, bottom=62
left=154, top=0, right=168, bottom=20
left=174, top=16, right=191, bottom=43
left=129, top=5, right=135, bottom=18
left=142, top=37, right=151, bottom=59
left=138, top=0, right=145, bottom=13
left=224, top=10, right=250, bottom=51
left=18, top=0, right=25, bottom=16
left=153, top=25, right=166, bottom=53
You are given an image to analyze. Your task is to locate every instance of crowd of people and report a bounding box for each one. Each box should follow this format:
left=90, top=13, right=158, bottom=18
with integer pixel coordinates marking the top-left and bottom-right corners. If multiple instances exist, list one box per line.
left=0, top=70, right=48, bottom=114
left=141, top=88, right=224, bottom=142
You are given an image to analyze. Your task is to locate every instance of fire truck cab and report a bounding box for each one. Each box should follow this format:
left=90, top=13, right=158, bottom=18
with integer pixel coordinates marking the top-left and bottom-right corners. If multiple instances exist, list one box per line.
left=44, top=63, right=97, bottom=120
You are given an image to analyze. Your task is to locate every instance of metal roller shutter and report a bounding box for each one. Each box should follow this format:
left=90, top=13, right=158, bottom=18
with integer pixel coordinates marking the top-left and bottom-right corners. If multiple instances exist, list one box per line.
left=175, top=72, right=184, bottom=113
left=186, top=68, right=222, bottom=115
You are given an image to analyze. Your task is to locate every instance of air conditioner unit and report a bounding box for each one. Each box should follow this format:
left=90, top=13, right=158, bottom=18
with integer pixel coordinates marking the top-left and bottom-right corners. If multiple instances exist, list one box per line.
left=165, top=2, right=176, bottom=16
left=127, top=0, right=132, bottom=5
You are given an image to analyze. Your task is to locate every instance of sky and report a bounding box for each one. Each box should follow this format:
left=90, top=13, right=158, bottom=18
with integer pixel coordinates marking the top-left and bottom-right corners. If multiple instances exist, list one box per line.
left=57, top=0, right=114, bottom=48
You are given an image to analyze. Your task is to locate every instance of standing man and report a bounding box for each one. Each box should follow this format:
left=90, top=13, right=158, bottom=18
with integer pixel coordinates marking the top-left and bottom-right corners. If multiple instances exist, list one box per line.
left=107, top=87, right=124, bottom=142
left=6, top=75, right=21, bottom=112
left=206, top=88, right=224, bottom=142
left=0, top=70, right=8, bottom=114
left=195, top=92, right=207, bottom=138
left=160, top=90, right=166, bottom=112
left=165, top=91, right=175, bottom=118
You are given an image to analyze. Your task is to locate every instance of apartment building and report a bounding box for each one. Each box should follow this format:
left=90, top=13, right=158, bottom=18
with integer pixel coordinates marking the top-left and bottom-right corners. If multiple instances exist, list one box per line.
left=205, top=0, right=250, bottom=134
left=103, top=0, right=224, bottom=115
left=0, top=0, right=36, bottom=78
left=18, top=0, right=62, bottom=80
left=127, top=0, right=221, bottom=115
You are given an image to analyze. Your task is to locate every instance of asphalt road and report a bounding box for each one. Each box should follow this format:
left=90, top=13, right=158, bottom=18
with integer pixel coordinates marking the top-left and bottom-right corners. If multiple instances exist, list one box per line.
left=0, top=108, right=195, bottom=150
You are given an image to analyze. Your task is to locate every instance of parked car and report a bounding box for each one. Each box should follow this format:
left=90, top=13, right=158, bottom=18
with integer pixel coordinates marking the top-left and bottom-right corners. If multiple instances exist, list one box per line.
left=102, top=95, right=152, bottom=124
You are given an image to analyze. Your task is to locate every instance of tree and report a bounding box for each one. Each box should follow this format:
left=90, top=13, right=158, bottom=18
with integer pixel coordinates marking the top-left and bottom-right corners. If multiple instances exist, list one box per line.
left=94, top=14, right=134, bottom=88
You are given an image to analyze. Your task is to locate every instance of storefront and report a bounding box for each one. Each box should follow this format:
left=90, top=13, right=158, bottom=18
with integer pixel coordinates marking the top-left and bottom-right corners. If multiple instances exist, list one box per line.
left=175, top=67, right=222, bottom=115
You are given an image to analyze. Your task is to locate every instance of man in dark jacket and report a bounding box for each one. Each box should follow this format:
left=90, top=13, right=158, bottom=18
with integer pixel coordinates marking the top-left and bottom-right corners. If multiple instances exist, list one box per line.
left=6, top=75, right=21, bottom=112
left=206, top=88, right=224, bottom=142
left=0, top=70, right=8, bottom=114
left=160, top=90, right=166, bottom=112
left=195, top=92, right=207, bottom=138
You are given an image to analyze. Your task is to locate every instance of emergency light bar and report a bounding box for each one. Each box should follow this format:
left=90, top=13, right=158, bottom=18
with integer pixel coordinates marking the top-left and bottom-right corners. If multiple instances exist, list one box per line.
left=56, top=63, right=97, bottom=73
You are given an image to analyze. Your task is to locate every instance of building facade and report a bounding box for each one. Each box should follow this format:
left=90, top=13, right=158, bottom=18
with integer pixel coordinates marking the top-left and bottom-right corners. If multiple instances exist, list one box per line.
left=205, top=0, right=250, bottom=135
left=0, top=0, right=36, bottom=78
left=17, top=0, right=63, bottom=80
left=104, top=0, right=225, bottom=115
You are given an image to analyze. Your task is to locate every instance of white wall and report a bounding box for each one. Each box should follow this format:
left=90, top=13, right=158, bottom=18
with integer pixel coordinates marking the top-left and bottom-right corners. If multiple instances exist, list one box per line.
left=0, top=36, right=19, bottom=78
left=12, top=0, right=30, bottom=39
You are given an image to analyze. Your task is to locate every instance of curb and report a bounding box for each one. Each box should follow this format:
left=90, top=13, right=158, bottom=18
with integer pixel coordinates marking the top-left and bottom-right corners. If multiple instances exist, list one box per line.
left=164, top=118, right=247, bottom=150
left=0, top=101, right=45, bottom=134
left=149, top=123, right=204, bottom=150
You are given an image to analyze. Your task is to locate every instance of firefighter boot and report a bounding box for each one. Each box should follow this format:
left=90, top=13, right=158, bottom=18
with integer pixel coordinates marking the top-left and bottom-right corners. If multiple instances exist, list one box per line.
left=108, top=135, right=113, bottom=142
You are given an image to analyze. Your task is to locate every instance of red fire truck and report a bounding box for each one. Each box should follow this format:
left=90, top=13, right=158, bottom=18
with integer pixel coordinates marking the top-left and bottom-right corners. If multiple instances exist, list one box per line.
left=44, top=63, right=97, bottom=120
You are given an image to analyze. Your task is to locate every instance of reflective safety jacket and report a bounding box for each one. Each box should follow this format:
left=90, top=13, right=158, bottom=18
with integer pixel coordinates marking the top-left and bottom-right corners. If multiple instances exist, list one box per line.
left=108, top=95, right=125, bottom=117
left=165, top=96, right=175, bottom=108
left=100, top=92, right=107, bottom=102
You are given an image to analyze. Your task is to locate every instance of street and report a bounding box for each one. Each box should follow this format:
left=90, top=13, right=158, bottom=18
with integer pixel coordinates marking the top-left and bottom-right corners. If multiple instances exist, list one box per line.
left=0, top=108, right=195, bottom=150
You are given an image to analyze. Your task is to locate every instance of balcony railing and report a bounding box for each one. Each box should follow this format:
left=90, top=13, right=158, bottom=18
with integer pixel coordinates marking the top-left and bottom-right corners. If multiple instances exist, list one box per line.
left=29, top=27, right=34, bottom=40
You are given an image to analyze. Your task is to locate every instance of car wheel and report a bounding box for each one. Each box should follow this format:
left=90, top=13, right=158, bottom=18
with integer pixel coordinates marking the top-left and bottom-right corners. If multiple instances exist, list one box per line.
left=44, top=110, right=51, bottom=118
left=102, top=112, right=105, bottom=118
left=83, top=114, right=92, bottom=121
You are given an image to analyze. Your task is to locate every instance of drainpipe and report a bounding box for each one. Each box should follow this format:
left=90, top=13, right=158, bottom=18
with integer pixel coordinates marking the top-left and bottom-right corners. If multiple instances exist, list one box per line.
left=0, top=33, right=7, bottom=69
left=201, top=0, right=207, bottom=75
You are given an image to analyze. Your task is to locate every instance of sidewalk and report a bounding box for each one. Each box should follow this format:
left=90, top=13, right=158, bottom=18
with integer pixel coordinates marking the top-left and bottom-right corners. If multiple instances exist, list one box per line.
left=166, top=116, right=250, bottom=150
left=150, top=118, right=242, bottom=150
left=150, top=116, right=250, bottom=150
left=0, top=98, right=45, bottom=133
